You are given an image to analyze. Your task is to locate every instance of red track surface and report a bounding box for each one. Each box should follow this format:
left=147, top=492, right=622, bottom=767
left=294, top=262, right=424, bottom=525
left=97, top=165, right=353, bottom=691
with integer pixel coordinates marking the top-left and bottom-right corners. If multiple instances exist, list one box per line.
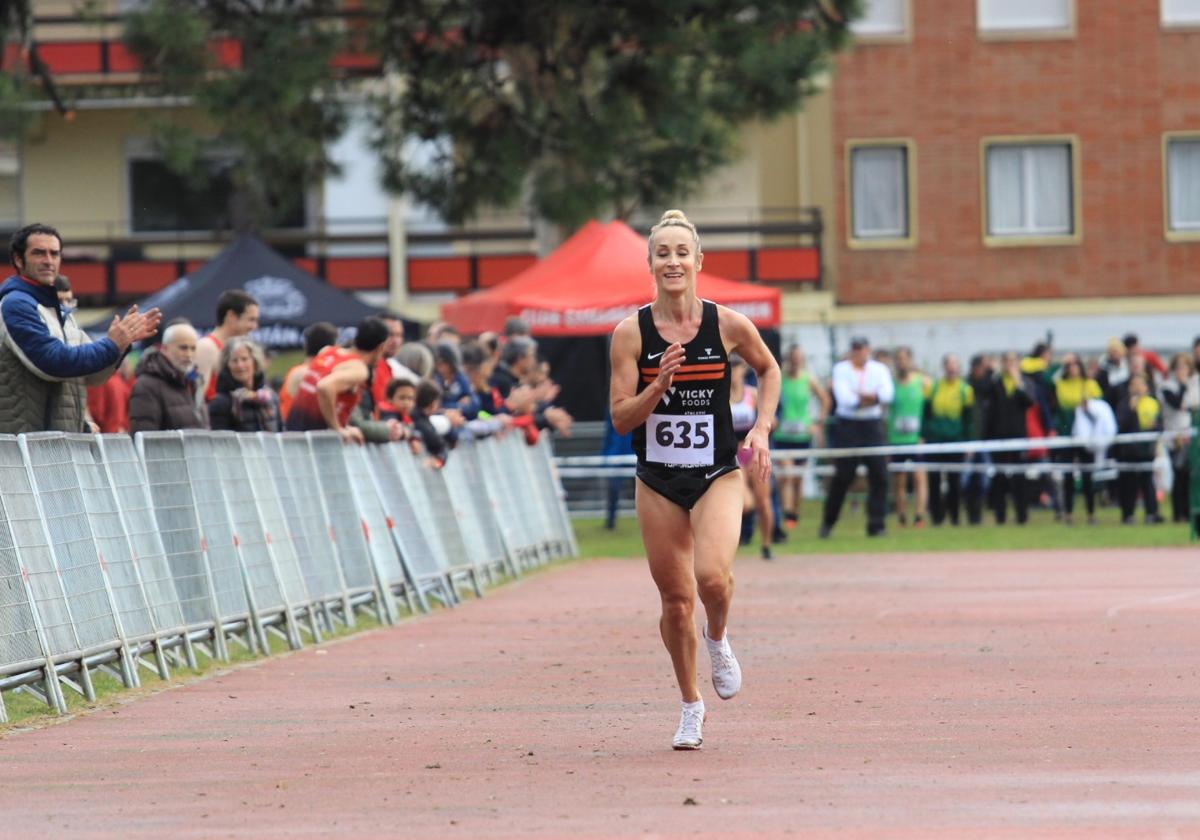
left=2, top=548, right=1199, bottom=838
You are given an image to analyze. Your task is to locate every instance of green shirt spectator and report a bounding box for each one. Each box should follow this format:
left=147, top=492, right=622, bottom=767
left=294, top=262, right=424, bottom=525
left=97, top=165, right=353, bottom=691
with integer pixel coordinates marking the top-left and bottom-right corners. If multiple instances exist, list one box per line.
left=777, top=374, right=814, bottom=444
left=888, top=372, right=930, bottom=445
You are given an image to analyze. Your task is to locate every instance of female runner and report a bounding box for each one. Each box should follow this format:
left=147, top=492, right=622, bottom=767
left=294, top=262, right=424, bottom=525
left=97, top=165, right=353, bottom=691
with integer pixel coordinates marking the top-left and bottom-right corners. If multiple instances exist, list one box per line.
left=609, top=209, right=780, bottom=750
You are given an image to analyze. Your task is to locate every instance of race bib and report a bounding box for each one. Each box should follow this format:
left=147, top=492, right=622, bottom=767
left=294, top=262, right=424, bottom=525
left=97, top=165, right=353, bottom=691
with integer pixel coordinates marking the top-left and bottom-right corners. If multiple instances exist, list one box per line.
left=895, top=416, right=920, bottom=435
left=646, top=413, right=715, bottom=467
left=779, top=420, right=810, bottom=438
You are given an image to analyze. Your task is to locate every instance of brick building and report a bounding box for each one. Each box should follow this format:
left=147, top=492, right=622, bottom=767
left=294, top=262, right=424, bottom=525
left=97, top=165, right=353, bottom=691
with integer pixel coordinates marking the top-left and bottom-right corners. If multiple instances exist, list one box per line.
left=831, top=0, right=1200, bottom=306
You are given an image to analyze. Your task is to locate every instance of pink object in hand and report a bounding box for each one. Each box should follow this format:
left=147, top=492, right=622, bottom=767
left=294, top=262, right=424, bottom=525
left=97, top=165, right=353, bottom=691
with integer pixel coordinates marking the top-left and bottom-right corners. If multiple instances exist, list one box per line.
left=737, top=447, right=753, bottom=467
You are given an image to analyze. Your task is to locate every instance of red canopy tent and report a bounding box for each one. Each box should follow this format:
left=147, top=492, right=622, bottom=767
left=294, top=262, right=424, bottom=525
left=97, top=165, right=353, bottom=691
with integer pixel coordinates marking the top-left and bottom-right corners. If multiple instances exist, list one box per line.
left=440, top=220, right=780, bottom=336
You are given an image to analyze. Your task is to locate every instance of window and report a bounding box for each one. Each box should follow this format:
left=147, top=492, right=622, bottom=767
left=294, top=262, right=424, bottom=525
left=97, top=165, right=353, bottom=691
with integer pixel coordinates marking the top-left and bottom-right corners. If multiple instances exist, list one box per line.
left=978, top=0, right=1073, bottom=36
left=1163, top=0, right=1200, bottom=26
left=851, top=0, right=908, bottom=39
left=982, top=138, right=1079, bottom=245
left=127, top=157, right=305, bottom=233
left=847, top=140, right=916, bottom=248
left=1165, top=135, right=1200, bottom=238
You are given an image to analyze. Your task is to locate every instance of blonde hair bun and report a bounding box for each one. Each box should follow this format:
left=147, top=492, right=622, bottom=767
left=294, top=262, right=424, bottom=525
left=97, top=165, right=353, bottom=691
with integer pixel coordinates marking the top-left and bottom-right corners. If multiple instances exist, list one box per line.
left=648, top=208, right=701, bottom=258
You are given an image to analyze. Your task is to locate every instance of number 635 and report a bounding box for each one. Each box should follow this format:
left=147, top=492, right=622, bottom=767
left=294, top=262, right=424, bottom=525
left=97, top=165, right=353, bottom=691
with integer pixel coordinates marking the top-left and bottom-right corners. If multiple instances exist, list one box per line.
left=654, top=418, right=711, bottom=449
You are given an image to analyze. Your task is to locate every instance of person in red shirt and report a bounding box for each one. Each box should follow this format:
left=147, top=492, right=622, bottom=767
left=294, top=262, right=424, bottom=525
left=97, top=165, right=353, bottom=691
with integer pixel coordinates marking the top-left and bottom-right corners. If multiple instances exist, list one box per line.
left=368, top=313, right=407, bottom=419
left=280, top=321, right=338, bottom=421
left=195, top=289, right=259, bottom=402
left=1124, top=333, right=1168, bottom=377
left=284, top=317, right=389, bottom=444
left=86, top=352, right=137, bottom=433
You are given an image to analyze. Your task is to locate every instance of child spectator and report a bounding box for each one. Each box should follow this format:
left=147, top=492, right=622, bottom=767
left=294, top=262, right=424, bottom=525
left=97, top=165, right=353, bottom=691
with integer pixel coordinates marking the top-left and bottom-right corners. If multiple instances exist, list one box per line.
left=433, top=341, right=477, bottom=415
left=382, top=377, right=416, bottom=426
left=411, top=379, right=451, bottom=466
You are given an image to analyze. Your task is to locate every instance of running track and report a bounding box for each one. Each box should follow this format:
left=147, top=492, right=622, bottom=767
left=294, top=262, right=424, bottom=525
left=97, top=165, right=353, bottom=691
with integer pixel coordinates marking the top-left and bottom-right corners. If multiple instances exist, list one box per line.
left=2, top=548, right=1199, bottom=838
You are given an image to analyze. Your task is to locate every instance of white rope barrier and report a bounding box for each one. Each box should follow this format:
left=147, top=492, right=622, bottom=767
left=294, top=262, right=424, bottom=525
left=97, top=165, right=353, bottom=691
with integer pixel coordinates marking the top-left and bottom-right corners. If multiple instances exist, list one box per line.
left=556, top=428, right=1195, bottom=468
left=557, top=428, right=1194, bottom=483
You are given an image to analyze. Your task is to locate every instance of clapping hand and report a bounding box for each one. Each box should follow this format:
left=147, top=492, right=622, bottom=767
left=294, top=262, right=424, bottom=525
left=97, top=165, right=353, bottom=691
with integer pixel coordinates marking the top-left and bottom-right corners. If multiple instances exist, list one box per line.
left=107, top=305, right=162, bottom=350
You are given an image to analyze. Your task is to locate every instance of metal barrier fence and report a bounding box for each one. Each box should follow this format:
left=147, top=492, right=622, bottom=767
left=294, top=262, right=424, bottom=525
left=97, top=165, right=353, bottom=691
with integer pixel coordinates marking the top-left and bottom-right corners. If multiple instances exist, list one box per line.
left=555, top=429, right=1199, bottom=516
left=0, top=430, right=574, bottom=721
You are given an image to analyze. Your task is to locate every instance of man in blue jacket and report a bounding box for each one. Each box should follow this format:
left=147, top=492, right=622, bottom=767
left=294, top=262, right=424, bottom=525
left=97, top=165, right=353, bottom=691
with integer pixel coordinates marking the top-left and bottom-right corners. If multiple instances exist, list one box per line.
left=0, top=223, right=161, bottom=434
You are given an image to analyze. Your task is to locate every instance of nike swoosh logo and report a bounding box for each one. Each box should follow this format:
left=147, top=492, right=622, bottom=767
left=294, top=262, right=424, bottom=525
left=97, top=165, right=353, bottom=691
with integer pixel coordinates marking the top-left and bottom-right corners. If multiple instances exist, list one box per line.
left=647, top=351, right=665, bottom=360
left=705, top=468, right=725, bottom=480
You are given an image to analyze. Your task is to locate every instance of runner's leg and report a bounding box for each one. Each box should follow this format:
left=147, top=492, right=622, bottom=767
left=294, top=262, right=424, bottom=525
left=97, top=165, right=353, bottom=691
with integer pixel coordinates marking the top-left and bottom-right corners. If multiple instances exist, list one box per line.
left=637, top=478, right=701, bottom=702
left=751, top=470, right=773, bottom=549
left=780, top=457, right=799, bottom=521
left=690, top=471, right=742, bottom=641
left=892, top=469, right=908, bottom=522
left=914, top=466, right=928, bottom=523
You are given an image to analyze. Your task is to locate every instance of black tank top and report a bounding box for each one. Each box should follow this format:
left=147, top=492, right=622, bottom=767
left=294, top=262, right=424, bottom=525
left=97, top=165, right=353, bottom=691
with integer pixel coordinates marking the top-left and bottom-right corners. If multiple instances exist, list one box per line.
left=632, top=300, right=736, bottom=470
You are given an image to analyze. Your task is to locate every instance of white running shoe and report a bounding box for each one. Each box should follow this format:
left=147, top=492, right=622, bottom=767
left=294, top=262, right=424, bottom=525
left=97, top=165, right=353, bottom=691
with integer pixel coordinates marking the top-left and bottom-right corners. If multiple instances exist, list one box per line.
left=672, top=701, right=705, bottom=750
left=704, top=625, right=742, bottom=700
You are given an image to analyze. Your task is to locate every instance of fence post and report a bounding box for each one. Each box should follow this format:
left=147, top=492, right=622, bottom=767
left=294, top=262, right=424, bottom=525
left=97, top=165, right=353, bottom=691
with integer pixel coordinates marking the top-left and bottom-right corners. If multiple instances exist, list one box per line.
left=96, top=434, right=190, bottom=678
left=136, top=431, right=230, bottom=663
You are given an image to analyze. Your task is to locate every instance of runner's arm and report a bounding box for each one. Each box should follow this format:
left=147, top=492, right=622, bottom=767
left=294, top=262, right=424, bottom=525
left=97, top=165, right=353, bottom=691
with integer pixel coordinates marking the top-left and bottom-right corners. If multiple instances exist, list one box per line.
left=609, top=316, right=683, bottom=435
left=720, top=307, right=781, bottom=481
left=810, top=373, right=832, bottom=418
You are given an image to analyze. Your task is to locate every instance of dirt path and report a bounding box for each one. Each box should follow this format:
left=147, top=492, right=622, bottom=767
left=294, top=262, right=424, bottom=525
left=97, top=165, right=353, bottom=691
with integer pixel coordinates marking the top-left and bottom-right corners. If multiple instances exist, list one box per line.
left=2, top=548, right=1198, bottom=838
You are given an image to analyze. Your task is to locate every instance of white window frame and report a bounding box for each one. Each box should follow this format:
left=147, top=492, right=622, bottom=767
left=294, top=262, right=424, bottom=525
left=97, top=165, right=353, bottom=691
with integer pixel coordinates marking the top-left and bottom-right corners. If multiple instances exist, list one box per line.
left=846, top=138, right=917, bottom=250
left=1163, top=132, right=1200, bottom=241
left=977, top=0, right=1075, bottom=40
left=980, top=136, right=1081, bottom=247
left=1162, top=0, right=1200, bottom=28
left=850, top=0, right=911, bottom=43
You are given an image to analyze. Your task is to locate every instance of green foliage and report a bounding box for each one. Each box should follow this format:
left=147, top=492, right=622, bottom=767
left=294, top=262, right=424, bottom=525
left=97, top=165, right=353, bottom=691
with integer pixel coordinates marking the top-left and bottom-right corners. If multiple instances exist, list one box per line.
left=0, top=73, right=24, bottom=140
left=0, top=0, right=32, bottom=135
left=371, top=0, right=857, bottom=229
left=122, top=0, right=348, bottom=230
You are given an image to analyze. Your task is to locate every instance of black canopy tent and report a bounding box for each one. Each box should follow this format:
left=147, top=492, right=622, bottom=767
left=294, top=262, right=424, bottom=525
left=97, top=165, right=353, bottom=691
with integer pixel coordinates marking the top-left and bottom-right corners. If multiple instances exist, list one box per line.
left=87, top=235, right=416, bottom=349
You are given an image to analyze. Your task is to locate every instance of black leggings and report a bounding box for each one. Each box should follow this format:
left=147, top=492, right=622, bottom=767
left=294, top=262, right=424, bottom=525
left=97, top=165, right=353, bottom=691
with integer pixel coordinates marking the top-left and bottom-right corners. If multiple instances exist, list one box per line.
left=927, top=451, right=963, bottom=525
left=1056, top=446, right=1094, bottom=516
left=989, top=451, right=1028, bottom=524
left=1117, top=459, right=1159, bottom=520
left=1171, top=456, right=1191, bottom=523
left=822, top=418, right=888, bottom=534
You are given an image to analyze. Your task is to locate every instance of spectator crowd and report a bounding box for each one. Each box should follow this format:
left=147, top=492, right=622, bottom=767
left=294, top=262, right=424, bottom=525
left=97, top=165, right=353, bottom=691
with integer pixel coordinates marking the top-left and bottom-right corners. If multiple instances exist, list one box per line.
left=4, top=223, right=1195, bottom=542
left=0, top=224, right=573, bottom=476
left=757, top=334, right=1200, bottom=544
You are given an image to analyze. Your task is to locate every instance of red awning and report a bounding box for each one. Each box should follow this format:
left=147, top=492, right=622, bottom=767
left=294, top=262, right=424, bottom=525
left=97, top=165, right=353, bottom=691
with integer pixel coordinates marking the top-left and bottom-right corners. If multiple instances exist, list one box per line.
left=440, top=220, right=781, bottom=336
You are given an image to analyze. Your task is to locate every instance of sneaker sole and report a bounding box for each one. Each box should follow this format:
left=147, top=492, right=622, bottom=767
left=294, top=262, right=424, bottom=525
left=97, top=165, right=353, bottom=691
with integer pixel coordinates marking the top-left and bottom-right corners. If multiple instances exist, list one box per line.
left=713, top=682, right=740, bottom=701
